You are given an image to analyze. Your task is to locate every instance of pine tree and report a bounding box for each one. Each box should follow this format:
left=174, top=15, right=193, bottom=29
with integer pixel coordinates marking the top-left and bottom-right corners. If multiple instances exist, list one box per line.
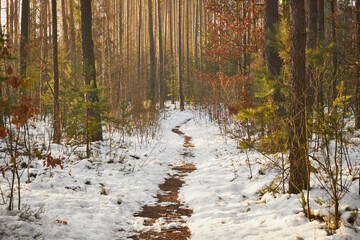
left=264, top=0, right=283, bottom=103
left=178, top=0, right=184, bottom=110
left=52, top=0, right=61, bottom=143
left=148, top=0, right=156, bottom=103
left=288, top=0, right=308, bottom=194
left=355, top=0, right=360, bottom=129
left=20, top=0, right=30, bottom=82
left=80, top=0, right=103, bottom=142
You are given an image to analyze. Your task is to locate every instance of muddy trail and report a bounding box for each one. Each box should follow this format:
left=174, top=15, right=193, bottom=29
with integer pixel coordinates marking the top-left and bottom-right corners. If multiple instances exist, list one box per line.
left=131, top=120, right=196, bottom=240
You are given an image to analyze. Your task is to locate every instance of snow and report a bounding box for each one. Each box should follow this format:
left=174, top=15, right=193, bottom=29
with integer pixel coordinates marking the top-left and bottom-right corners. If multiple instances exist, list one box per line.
left=0, top=103, right=360, bottom=239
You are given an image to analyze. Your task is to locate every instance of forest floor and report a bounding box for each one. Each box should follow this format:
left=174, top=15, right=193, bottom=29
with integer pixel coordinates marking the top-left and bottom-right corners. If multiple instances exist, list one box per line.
left=0, top=103, right=360, bottom=239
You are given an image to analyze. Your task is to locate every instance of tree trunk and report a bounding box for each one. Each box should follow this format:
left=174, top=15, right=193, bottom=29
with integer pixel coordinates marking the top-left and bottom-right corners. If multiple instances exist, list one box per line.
left=317, top=0, right=324, bottom=112
left=14, top=0, right=18, bottom=48
left=308, top=0, right=318, bottom=49
left=289, top=0, right=308, bottom=194
left=356, top=1, right=360, bottom=129
left=69, top=0, right=76, bottom=63
left=199, top=0, right=203, bottom=72
left=80, top=0, right=103, bottom=142
left=158, top=0, right=164, bottom=107
left=331, top=0, right=338, bottom=104
left=178, top=0, right=184, bottom=110
left=264, top=0, right=282, bottom=77
left=307, top=0, right=318, bottom=112
left=40, top=0, right=48, bottom=119
left=148, top=0, right=156, bottom=103
left=137, top=0, right=142, bottom=92
left=265, top=0, right=284, bottom=112
left=52, top=0, right=60, bottom=143
left=6, top=0, right=9, bottom=37
left=194, top=0, right=199, bottom=70
left=118, top=0, right=123, bottom=103
left=0, top=0, right=1, bottom=125
left=61, top=0, right=69, bottom=54
left=169, top=0, right=174, bottom=104
left=20, top=0, right=30, bottom=81
left=163, top=0, right=168, bottom=75
left=264, top=0, right=285, bottom=109
left=185, top=0, right=190, bottom=100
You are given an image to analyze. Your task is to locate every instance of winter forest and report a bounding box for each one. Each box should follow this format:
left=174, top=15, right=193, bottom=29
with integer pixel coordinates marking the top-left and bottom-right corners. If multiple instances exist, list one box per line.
left=0, top=0, right=360, bottom=239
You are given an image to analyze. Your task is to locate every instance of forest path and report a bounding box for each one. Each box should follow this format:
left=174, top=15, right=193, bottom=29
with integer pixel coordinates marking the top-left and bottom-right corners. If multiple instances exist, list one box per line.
left=131, top=119, right=196, bottom=240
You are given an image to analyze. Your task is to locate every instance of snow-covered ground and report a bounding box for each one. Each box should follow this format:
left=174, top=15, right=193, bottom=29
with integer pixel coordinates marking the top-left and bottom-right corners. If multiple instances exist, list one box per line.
left=0, top=104, right=359, bottom=239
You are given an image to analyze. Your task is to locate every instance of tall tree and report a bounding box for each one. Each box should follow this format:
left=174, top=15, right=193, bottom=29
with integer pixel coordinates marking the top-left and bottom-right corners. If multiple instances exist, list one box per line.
left=137, top=0, right=142, bottom=90
left=199, top=0, right=203, bottom=72
left=331, top=0, right=338, bottom=104
left=69, top=0, right=76, bottom=64
left=194, top=0, right=199, bottom=70
left=317, top=0, right=324, bottom=42
left=40, top=0, right=48, bottom=118
left=148, top=0, right=156, bottom=103
left=52, top=0, right=60, bottom=143
left=61, top=0, right=69, bottom=54
left=6, top=0, right=9, bottom=36
left=264, top=0, right=282, bottom=103
left=185, top=0, right=190, bottom=98
left=80, top=0, right=103, bottom=141
left=14, top=0, right=18, bottom=48
left=317, top=0, right=324, bottom=111
left=355, top=0, right=360, bottom=129
left=169, top=0, right=175, bottom=104
left=178, top=0, right=184, bottom=110
left=20, top=0, right=30, bottom=81
left=307, top=0, right=318, bottom=110
left=158, top=0, right=164, bottom=107
left=289, top=0, right=308, bottom=193
left=308, top=0, right=318, bottom=47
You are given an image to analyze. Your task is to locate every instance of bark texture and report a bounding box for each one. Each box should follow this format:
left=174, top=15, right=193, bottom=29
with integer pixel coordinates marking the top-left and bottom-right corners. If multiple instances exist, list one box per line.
left=317, top=0, right=324, bottom=111
left=148, top=0, right=156, bottom=103
left=80, top=0, right=103, bottom=142
left=178, top=0, right=184, bottom=110
left=20, top=0, right=30, bottom=80
left=52, top=0, right=60, bottom=143
left=289, top=0, right=308, bottom=194
left=355, top=0, right=360, bottom=129
left=264, top=0, right=283, bottom=104
left=306, top=0, right=318, bottom=110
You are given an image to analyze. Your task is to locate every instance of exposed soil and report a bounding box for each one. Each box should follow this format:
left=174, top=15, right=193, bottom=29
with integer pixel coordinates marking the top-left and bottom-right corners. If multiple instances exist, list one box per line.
left=131, top=120, right=195, bottom=240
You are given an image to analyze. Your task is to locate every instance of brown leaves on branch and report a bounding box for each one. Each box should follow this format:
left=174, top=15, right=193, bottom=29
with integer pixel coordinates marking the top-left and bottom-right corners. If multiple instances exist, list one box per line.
left=33, top=148, right=64, bottom=170
left=205, top=0, right=263, bottom=63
